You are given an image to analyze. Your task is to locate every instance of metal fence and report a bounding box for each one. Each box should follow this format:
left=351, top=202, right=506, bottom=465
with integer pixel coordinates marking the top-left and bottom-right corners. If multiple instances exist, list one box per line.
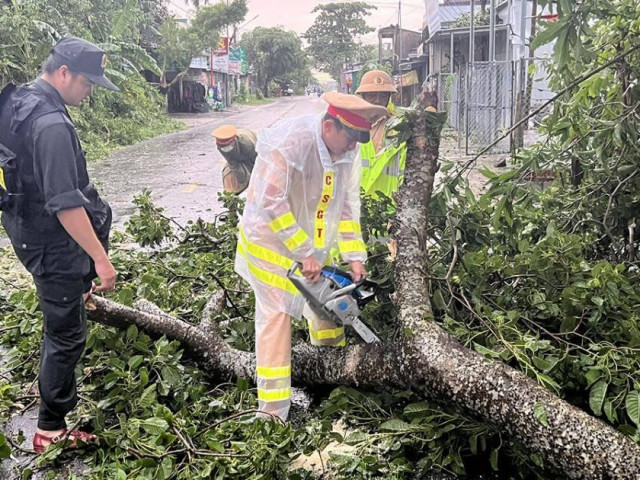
left=437, top=72, right=462, bottom=132
left=464, top=61, right=514, bottom=155
left=434, top=59, right=553, bottom=156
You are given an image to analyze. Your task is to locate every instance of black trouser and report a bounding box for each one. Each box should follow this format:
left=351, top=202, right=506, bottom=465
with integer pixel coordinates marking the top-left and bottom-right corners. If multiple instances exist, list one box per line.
left=12, top=238, right=91, bottom=430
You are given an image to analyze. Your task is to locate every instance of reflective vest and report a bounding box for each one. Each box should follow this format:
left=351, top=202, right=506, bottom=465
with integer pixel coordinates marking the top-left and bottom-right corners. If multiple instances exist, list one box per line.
left=360, top=140, right=407, bottom=198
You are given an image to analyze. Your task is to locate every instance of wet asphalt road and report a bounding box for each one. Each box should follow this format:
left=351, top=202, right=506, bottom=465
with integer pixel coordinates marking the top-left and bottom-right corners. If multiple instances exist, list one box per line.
left=90, top=95, right=326, bottom=231
left=0, top=95, right=325, bottom=475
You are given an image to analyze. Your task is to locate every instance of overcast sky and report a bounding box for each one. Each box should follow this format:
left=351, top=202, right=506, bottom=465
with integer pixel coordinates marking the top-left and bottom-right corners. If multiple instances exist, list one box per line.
left=167, top=0, right=426, bottom=44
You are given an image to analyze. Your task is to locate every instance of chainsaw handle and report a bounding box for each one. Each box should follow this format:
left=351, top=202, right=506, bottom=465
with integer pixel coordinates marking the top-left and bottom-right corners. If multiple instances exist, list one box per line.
left=286, top=262, right=302, bottom=279
left=326, top=283, right=357, bottom=301
left=354, top=276, right=367, bottom=287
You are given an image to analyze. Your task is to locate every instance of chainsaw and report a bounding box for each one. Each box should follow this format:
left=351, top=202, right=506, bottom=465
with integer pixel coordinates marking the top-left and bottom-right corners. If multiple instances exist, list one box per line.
left=286, top=263, right=380, bottom=343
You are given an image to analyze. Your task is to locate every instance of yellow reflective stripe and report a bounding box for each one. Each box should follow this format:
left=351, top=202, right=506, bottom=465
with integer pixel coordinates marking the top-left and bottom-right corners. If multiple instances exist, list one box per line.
left=0, top=168, right=5, bottom=190
left=269, top=212, right=296, bottom=233
left=308, top=322, right=345, bottom=340
left=239, top=228, right=294, bottom=270
left=336, top=338, right=346, bottom=347
left=257, top=365, right=291, bottom=379
left=314, top=171, right=334, bottom=249
left=258, top=388, right=291, bottom=402
left=284, top=228, right=310, bottom=251
left=237, top=242, right=299, bottom=295
left=338, top=221, right=362, bottom=234
left=338, top=240, right=366, bottom=254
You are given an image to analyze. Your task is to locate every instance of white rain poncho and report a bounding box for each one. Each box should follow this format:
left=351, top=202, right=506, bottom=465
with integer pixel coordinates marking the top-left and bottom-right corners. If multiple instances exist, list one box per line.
left=234, top=113, right=366, bottom=419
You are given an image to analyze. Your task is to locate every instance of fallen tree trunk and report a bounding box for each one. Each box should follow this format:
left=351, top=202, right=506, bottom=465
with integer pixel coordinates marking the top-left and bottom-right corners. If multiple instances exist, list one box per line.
left=391, top=91, right=640, bottom=478
left=89, top=91, right=640, bottom=479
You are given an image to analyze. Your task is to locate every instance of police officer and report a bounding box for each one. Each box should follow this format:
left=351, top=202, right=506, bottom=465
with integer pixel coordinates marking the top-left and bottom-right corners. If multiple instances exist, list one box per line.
left=211, top=124, right=257, bottom=195
left=0, top=37, right=118, bottom=453
left=235, top=92, right=387, bottom=420
left=355, top=70, right=407, bottom=198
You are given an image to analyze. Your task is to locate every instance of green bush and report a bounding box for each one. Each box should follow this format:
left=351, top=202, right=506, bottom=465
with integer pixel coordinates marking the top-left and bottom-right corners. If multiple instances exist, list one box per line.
left=71, top=74, right=182, bottom=161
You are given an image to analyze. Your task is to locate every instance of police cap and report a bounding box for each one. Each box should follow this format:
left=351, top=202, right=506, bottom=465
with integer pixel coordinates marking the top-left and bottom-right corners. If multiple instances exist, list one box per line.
left=323, top=91, right=388, bottom=143
left=52, top=37, right=119, bottom=92
left=211, top=124, right=238, bottom=146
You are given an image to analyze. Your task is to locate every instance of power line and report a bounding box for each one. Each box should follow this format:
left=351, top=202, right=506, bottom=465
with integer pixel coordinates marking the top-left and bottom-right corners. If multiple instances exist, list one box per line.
left=167, top=0, right=193, bottom=16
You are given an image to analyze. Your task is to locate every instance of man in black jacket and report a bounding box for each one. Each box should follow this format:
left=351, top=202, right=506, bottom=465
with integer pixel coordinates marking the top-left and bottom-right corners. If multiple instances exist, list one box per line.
left=0, top=37, right=118, bottom=453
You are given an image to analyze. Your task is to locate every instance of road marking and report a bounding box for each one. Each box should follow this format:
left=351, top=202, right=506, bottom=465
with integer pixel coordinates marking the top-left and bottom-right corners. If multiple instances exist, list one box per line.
left=182, top=183, right=201, bottom=193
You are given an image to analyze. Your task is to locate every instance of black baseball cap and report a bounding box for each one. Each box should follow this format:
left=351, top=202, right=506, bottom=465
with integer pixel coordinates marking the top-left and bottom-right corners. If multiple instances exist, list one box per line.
left=51, top=37, right=119, bottom=91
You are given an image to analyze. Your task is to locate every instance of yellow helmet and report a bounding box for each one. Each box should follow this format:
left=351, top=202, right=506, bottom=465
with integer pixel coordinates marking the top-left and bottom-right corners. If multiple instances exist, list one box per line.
left=355, top=70, right=397, bottom=94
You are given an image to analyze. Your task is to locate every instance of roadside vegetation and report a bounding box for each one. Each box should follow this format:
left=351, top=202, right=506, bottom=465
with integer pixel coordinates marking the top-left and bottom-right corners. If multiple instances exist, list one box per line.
left=0, top=0, right=639, bottom=479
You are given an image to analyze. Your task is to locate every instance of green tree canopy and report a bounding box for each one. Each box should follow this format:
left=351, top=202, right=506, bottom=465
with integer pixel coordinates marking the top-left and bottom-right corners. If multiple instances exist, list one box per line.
left=0, top=0, right=167, bottom=85
left=156, top=0, right=247, bottom=84
left=304, top=2, right=376, bottom=81
left=241, top=26, right=307, bottom=97
left=0, top=0, right=179, bottom=160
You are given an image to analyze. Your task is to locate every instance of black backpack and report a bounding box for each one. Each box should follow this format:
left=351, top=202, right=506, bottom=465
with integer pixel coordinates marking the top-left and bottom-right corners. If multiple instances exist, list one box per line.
left=0, top=83, right=21, bottom=213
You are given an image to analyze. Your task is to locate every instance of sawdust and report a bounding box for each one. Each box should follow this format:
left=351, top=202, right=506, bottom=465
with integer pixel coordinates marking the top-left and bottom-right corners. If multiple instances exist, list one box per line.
left=288, top=420, right=358, bottom=476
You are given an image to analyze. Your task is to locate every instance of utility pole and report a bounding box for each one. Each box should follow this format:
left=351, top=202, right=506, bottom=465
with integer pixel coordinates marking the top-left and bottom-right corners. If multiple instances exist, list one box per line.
left=489, top=0, right=496, bottom=61
left=466, top=0, right=475, bottom=153
left=514, top=0, right=528, bottom=149
left=398, top=0, right=403, bottom=106
left=225, top=0, right=230, bottom=107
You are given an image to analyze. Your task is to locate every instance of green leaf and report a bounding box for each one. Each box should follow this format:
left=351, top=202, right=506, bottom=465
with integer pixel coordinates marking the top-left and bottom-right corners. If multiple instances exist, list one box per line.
left=559, top=316, right=577, bottom=333
left=344, top=432, right=368, bottom=445
left=479, top=167, right=498, bottom=179
left=530, top=452, right=544, bottom=467
left=139, top=366, right=149, bottom=387
left=126, top=325, right=139, bottom=341
left=207, top=440, right=225, bottom=453
left=603, top=399, right=617, bottom=423
left=139, top=384, right=157, bottom=408
left=141, top=417, right=169, bottom=435
left=555, top=27, right=571, bottom=69
left=625, top=390, right=640, bottom=427
left=161, top=365, right=181, bottom=388
left=128, top=355, right=143, bottom=370
left=490, top=448, right=499, bottom=471
left=379, top=419, right=411, bottom=431
left=403, top=402, right=431, bottom=417
left=589, top=380, right=608, bottom=416
left=473, top=343, right=501, bottom=358
left=114, top=287, right=134, bottom=306
left=468, top=435, right=479, bottom=455
left=533, top=402, right=549, bottom=427
left=236, top=377, right=249, bottom=391
left=0, top=432, right=11, bottom=459
left=160, top=457, right=173, bottom=479
left=531, top=18, right=568, bottom=49
left=584, top=368, right=602, bottom=388
left=492, top=196, right=509, bottom=229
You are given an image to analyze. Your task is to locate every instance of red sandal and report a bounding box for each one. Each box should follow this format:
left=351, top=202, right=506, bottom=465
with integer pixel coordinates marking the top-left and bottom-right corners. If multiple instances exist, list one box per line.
left=33, top=428, right=99, bottom=453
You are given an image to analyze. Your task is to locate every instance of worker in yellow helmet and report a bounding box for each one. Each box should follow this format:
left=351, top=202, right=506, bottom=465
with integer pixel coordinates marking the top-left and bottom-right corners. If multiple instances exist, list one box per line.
left=355, top=70, right=407, bottom=199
